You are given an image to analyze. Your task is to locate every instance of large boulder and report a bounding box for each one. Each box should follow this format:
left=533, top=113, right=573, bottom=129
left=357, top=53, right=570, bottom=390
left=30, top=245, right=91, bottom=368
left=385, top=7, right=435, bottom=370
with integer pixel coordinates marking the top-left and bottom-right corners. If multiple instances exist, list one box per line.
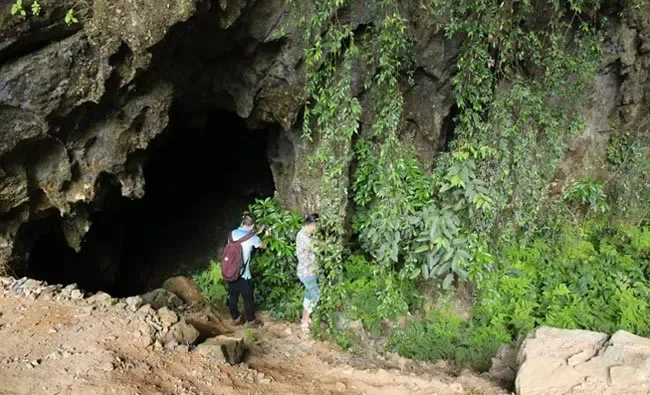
left=515, top=326, right=650, bottom=395
left=162, top=276, right=204, bottom=305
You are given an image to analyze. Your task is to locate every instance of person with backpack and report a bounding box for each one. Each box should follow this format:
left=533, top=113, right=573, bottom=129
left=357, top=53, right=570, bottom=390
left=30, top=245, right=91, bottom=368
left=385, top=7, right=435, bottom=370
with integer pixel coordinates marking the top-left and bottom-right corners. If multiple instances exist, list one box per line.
left=296, top=213, right=319, bottom=333
left=222, top=213, right=268, bottom=327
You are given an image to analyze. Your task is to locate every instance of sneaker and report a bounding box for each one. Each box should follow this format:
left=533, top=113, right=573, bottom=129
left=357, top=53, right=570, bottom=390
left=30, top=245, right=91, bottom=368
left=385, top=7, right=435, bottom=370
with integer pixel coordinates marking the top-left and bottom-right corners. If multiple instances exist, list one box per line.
left=231, top=316, right=244, bottom=326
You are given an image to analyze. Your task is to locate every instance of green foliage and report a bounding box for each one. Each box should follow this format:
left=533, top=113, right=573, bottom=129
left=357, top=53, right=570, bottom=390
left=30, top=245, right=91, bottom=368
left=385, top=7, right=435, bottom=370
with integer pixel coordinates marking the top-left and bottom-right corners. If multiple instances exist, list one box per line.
left=248, top=198, right=304, bottom=321
left=30, top=0, right=40, bottom=16
left=192, top=260, right=228, bottom=304
left=334, top=254, right=415, bottom=335
left=11, top=0, right=26, bottom=17
left=288, top=0, right=648, bottom=372
left=605, top=119, right=650, bottom=223
left=243, top=328, right=262, bottom=345
left=392, top=222, right=650, bottom=371
left=65, top=8, right=78, bottom=26
left=474, top=221, right=650, bottom=341
left=429, top=0, right=603, bottom=241
left=392, top=308, right=507, bottom=372
left=563, top=179, right=611, bottom=214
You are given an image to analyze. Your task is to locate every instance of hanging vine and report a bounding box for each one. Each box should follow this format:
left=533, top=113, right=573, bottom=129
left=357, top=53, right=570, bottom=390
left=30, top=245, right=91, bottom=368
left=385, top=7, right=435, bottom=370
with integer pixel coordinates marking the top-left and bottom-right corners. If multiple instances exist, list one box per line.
left=292, top=0, right=610, bottom=290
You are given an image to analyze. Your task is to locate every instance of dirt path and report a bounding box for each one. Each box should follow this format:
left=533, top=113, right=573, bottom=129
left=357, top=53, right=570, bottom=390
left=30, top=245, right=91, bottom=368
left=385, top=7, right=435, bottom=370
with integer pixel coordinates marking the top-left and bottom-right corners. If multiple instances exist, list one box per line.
left=0, top=277, right=508, bottom=395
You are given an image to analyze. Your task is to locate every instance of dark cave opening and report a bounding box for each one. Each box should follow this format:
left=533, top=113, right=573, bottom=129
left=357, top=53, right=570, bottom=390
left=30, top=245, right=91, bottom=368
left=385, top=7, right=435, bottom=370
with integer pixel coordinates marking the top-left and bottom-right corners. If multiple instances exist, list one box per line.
left=23, top=107, right=276, bottom=297
left=440, top=104, right=459, bottom=153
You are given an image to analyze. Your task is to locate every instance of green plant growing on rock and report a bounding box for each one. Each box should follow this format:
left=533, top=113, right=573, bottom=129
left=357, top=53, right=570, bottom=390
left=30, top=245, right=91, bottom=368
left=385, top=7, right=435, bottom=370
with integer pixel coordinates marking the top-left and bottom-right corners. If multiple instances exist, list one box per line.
left=65, top=8, right=78, bottom=26
left=243, top=328, right=261, bottom=346
left=11, top=0, right=27, bottom=17
left=30, top=0, right=41, bottom=16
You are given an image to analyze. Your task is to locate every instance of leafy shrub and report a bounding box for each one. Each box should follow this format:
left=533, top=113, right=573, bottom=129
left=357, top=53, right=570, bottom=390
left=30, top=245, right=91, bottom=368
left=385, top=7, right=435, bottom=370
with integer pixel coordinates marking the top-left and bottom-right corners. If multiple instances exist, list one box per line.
left=192, top=260, right=228, bottom=304
left=563, top=179, right=611, bottom=214
left=316, top=252, right=420, bottom=348
left=248, top=198, right=304, bottom=321
left=192, top=198, right=304, bottom=321
left=391, top=307, right=507, bottom=372
left=474, top=221, right=650, bottom=342
left=391, top=222, right=650, bottom=371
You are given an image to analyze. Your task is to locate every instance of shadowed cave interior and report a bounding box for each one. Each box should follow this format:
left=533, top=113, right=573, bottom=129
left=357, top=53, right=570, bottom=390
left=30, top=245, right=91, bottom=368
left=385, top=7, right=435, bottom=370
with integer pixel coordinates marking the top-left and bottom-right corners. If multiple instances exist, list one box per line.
left=21, top=107, right=276, bottom=297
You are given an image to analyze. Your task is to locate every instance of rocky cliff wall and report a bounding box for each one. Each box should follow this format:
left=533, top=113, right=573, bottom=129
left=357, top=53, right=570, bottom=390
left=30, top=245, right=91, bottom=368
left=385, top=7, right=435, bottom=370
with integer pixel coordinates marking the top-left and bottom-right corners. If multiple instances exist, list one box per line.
left=0, top=0, right=648, bottom=272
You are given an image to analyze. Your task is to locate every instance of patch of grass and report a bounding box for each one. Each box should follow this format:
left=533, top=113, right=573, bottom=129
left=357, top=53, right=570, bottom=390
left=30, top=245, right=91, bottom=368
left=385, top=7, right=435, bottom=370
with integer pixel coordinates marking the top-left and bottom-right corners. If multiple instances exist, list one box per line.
left=243, top=328, right=261, bottom=346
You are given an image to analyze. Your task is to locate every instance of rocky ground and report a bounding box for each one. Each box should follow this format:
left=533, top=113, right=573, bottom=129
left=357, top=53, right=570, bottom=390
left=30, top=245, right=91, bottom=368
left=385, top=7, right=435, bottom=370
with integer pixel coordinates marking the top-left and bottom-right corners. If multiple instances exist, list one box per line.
left=0, top=276, right=508, bottom=395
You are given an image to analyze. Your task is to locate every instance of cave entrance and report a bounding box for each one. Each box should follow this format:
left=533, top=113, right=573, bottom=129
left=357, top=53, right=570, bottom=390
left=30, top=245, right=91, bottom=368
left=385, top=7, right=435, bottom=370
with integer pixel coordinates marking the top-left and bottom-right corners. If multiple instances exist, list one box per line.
left=24, top=107, right=275, bottom=297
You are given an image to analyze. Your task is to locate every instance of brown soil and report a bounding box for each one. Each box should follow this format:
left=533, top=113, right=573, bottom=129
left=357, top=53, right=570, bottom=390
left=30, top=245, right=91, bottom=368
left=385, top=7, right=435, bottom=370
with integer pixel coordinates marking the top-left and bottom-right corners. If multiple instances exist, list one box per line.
left=0, top=279, right=508, bottom=395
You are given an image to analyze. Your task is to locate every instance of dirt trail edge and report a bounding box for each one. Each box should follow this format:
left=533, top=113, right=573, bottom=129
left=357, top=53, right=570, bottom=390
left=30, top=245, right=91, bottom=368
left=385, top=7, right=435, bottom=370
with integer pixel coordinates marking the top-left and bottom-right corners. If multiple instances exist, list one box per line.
left=0, top=277, right=508, bottom=395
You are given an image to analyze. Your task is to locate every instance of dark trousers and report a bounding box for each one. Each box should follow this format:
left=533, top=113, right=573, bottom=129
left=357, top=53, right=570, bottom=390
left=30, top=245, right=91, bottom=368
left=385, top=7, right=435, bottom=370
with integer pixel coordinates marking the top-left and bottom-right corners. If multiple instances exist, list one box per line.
left=227, top=277, right=255, bottom=322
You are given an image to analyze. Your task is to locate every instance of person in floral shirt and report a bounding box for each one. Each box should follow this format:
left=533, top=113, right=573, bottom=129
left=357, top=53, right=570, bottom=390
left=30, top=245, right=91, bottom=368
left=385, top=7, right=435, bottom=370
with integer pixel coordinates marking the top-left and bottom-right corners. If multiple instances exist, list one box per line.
left=296, top=213, right=319, bottom=332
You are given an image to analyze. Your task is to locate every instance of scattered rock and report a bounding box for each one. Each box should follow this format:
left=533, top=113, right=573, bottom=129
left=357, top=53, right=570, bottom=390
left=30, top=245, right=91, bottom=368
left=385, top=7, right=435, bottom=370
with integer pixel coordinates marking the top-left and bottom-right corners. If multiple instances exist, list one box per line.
left=126, top=296, right=144, bottom=312
left=70, top=289, right=84, bottom=300
left=162, top=276, right=204, bottom=305
left=157, top=307, right=179, bottom=329
left=162, top=320, right=200, bottom=346
left=87, top=292, right=115, bottom=307
left=195, top=335, right=244, bottom=365
left=141, top=289, right=184, bottom=310
left=259, top=378, right=272, bottom=385
left=138, top=304, right=154, bottom=315
left=515, top=326, right=650, bottom=395
left=47, top=352, right=61, bottom=361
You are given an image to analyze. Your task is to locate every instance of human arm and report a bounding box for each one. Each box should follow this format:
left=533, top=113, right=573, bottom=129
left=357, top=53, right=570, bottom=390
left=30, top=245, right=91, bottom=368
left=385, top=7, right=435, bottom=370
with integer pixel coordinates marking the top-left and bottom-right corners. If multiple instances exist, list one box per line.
left=252, top=227, right=270, bottom=249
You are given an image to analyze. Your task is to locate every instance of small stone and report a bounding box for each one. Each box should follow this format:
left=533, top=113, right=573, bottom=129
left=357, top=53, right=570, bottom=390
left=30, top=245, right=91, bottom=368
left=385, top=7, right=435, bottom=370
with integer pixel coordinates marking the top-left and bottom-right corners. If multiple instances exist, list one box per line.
left=48, top=328, right=58, bottom=334
left=48, top=352, right=61, bottom=360
left=335, top=382, right=346, bottom=392
left=284, top=327, right=292, bottom=335
left=70, top=289, right=83, bottom=300
left=157, top=307, right=179, bottom=329
left=100, top=362, right=114, bottom=372
left=138, top=304, right=153, bottom=315
left=126, top=296, right=144, bottom=311
left=449, top=383, right=464, bottom=392
left=87, top=292, right=115, bottom=307
left=30, top=359, right=40, bottom=367
left=259, top=378, right=271, bottom=385
left=257, top=372, right=265, bottom=380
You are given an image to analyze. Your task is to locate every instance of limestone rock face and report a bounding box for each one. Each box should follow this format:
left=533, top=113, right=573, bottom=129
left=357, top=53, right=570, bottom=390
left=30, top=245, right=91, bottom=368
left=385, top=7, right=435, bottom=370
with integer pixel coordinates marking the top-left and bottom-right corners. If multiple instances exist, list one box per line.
left=1, top=0, right=649, bottom=277
left=515, top=326, right=650, bottom=395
